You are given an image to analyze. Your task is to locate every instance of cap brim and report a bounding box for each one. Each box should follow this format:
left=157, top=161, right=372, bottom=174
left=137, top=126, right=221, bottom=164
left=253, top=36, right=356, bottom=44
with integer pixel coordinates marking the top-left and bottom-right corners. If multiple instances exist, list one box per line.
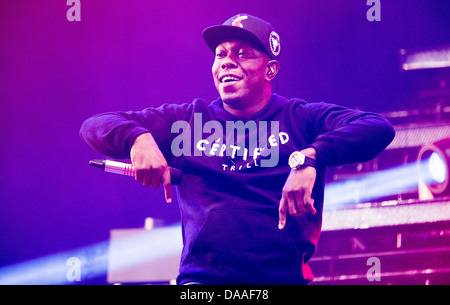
left=202, top=25, right=271, bottom=58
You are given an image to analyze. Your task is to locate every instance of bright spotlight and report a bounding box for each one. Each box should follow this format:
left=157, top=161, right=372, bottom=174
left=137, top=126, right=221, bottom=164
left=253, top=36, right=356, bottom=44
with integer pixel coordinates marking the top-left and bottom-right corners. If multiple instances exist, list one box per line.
left=428, top=152, right=447, bottom=184
left=417, top=138, right=450, bottom=196
left=323, top=139, right=450, bottom=211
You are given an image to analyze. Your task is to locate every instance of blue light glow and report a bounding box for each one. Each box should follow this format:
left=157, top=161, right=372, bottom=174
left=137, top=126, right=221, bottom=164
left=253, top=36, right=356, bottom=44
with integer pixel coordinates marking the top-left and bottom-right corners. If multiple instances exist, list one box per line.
left=428, top=152, right=447, bottom=184
left=324, top=159, right=437, bottom=210
left=0, top=224, right=182, bottom=285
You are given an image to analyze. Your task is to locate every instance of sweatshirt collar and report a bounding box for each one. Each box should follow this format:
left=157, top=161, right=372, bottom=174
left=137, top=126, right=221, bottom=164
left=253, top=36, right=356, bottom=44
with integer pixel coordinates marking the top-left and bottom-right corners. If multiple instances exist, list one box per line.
left=210, top=93, right=288, bottom=122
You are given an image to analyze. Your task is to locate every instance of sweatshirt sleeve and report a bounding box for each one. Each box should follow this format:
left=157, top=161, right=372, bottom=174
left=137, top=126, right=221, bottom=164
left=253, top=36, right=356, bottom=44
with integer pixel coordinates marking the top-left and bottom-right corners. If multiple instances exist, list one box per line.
left=299, top=102, right=395, bottom=167
left=79, top=102, right=194, bottom=159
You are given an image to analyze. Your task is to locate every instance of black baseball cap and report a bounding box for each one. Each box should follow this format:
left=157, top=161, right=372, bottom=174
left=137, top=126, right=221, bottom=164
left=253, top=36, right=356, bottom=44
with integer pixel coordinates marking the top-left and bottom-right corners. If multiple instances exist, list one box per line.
left=203, top=14, right=281, bottom=61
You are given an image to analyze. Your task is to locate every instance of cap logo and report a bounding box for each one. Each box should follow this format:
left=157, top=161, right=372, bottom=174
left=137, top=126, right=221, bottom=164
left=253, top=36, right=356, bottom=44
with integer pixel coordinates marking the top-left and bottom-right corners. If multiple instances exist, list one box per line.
left=231, top=15, right=248, bottom=28
left=269, top=31, right=281, bottom=57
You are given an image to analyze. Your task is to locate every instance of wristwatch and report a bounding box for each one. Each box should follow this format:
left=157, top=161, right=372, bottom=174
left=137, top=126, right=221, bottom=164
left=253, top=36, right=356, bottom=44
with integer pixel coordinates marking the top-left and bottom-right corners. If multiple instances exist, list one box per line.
left=288, top=151, right=316, bottom=170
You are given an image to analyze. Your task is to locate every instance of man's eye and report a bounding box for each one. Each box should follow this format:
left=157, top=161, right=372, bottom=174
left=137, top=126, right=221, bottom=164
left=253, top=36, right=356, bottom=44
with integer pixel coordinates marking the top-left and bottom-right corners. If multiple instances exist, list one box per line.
left=216, top=53, right=225, bottom=58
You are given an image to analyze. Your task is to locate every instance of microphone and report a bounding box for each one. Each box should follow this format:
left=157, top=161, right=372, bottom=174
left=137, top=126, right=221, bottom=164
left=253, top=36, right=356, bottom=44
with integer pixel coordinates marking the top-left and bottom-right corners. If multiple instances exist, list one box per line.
left=89, top=159, right=183, bottom=185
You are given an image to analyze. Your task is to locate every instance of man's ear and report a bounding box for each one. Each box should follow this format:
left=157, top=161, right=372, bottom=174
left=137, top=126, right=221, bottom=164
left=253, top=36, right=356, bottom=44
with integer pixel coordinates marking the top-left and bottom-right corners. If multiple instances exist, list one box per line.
left=266, top=60, right=280, bottom=81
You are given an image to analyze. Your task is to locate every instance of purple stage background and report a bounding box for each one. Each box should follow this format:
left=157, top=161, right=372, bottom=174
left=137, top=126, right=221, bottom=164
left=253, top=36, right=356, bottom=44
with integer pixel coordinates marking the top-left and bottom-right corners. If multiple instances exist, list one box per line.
left=1, top=0, right=449, bottom=283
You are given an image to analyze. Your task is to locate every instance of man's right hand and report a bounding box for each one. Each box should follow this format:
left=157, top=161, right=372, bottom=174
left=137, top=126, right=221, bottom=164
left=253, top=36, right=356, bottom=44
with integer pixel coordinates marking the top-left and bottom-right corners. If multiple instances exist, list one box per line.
left=130, top=132, right=172, bottom=203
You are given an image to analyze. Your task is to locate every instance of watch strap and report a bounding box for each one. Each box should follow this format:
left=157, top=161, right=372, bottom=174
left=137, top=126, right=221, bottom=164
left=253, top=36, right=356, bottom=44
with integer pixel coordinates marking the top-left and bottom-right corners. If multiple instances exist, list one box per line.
left=302, top=156, right=316, bottom=168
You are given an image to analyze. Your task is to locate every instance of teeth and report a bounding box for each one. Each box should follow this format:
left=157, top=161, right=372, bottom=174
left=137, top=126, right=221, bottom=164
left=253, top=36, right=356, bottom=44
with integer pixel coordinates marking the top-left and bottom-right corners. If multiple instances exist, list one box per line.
left=221, top=75, right=241, bottom=83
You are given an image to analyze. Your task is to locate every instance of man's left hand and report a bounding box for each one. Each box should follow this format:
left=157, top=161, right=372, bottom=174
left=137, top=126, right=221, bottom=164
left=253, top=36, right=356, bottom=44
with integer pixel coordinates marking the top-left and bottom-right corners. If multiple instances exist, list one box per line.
left=278, top=149, right=317, bottom=230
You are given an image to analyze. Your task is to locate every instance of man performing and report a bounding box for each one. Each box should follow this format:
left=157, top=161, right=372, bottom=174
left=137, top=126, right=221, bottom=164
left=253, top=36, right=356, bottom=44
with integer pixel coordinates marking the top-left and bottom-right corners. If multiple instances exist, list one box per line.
left=80, top=14, right=395, bottom=285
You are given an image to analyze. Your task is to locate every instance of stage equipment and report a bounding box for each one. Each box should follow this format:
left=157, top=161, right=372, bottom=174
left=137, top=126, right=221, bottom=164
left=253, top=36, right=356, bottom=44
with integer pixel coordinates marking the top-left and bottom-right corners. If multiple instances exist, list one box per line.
left=309, top=198, right=450, bottom=285
left=107, top=223, right=182, bottom=284
left=325, top=132, right=450, bottom=208
left=417, top=138, right=450, bottom=198
left=400, top=44, right=450, bottom=71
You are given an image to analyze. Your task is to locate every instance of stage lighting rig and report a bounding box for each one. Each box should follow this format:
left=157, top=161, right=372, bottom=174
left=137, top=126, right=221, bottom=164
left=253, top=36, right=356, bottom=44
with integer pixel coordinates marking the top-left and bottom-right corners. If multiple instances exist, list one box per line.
left=417, top=138, right=450, bottom=198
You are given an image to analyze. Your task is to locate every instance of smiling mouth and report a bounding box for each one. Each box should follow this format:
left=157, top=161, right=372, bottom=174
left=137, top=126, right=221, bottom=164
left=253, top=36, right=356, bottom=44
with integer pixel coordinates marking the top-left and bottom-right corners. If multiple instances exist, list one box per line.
left=219, top=75, right=243, bottom=83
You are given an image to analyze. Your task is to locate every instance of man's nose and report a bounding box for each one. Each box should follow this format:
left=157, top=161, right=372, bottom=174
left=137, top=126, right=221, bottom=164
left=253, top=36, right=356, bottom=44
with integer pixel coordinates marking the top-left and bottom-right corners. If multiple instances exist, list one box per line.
left=221, top=54, right=238, bottom=69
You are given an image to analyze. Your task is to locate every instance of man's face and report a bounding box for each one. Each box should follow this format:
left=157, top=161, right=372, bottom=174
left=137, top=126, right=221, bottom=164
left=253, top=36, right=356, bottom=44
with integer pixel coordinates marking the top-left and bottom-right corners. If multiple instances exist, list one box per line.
left=212, top=40, right=270, bottom=107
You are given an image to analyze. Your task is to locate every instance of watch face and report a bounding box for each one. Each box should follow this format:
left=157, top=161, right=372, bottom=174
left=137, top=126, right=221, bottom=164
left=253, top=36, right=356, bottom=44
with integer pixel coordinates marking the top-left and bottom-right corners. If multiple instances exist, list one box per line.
left=291, top=154, right=300, bottom=164
left=289, top=152, right=305, bottom=168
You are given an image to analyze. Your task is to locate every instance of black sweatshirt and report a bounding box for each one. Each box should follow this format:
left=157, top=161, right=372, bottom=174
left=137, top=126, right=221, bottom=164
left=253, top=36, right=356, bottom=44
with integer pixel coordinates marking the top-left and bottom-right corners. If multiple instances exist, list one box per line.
left=80, top=93, right=395, bottom=284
